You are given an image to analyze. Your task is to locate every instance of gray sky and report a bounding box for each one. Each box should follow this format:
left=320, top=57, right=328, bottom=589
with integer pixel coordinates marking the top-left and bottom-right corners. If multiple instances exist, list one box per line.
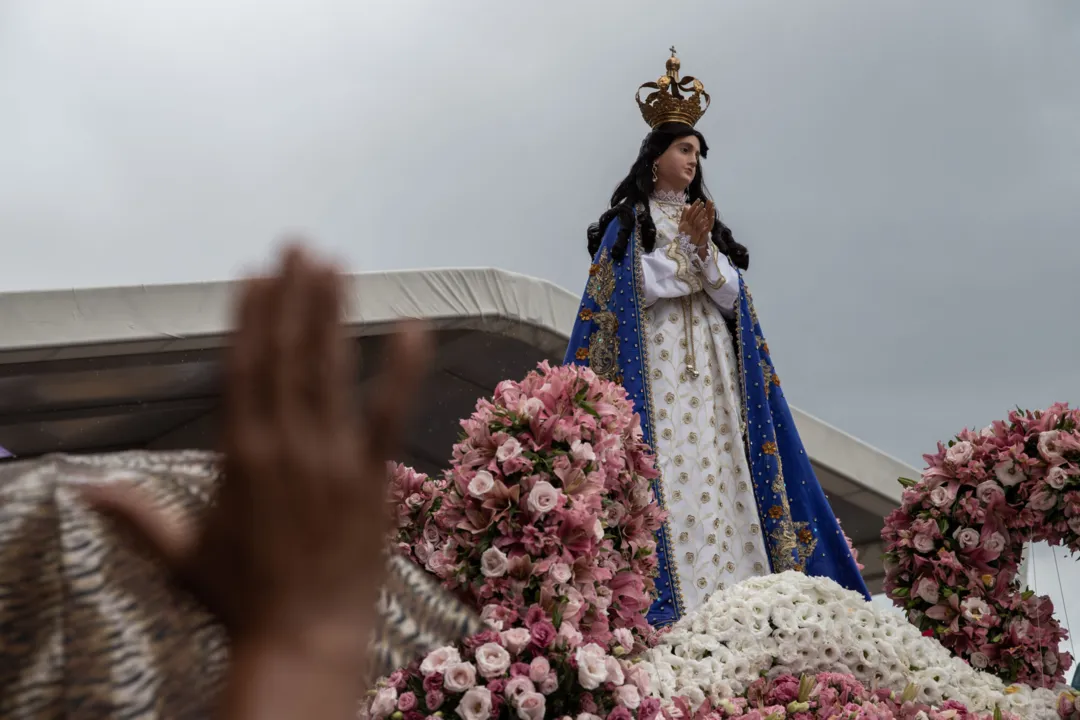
left=0, top=0, right=1077, bottom=470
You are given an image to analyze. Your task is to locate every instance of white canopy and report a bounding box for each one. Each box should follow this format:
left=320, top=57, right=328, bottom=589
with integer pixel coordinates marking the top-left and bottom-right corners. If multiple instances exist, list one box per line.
left=0, top=267, right=913, bottom=591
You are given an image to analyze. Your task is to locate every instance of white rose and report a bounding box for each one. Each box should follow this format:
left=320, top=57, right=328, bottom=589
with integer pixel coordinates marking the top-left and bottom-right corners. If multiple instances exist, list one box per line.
left=516, top=692, right=546, bottom=720
left=946, top=441, right=974, bottom=466
left=444, top=662, right=478, bottom=692
left=527, top=481, right=561, bottom=515
left=475, top=642, right=512, bottom=678
left=984, top=532, right=1006, bottom=555
left=995, top=460, right=1023, bottom=487
left=371, top=688, right=398, bottom=719
left=420, top=646, right=461, bottom=675
left=550, top=562, right=572, bottom=584
left=575, top=647, right=609, bottom=690
left=501, top=628, right=532, bottom=655
left=468, top=470, right=496, bottom=498
left=570, top=439, right=596, bottom=464
left=457, top=687, right=493, bottom=720
left=480, top=547, right=509, bottom=578
left=593, top=518, right=604, bottom=541
left=496, top=437, right=523, bottom=462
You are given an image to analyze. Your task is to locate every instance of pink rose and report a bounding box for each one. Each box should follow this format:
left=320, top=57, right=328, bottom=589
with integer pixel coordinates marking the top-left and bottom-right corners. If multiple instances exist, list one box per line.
left=444, top=662, right=478, bottom=693
left=615, top=685, right=642, bottom=710
left=915, top=577, right=940, bottom=604
left=425, top=691, right=445, bottom=711
left=371, top=688, right=398, bottom=719
left=527, top=480, right=562, bottom=516
left=516, top=692, right=546, bottom=720
left=420, top=646, right=461, bottom=675
left=482, top=604, right=516, bottom=632
left=607, top=707, right=633, bottom=720
left=563, top=589, right=585, bottom=622
left=912, top=533, right=936, bottom=554
left=540, top=673, right=559, bottom=695
left=1039, top=431, right=1063, bottom=462
left=639, top=698, right=662, bottom=720
left=497, top=437, right=523, bottom=463
left=970, top=652, right=989, bottom=669
left=504, top=676, right=535, bottom=701
left=929, top=486, right=954, bottom=508
left=501, top=628, right=532, bottom=655
left=530, top=621, right=557, bottom=649
left=475, top=643, right=512, bottom=678
left=528, top=657, right=550, bottom=683
left=558, top=621, right=583, bottom=647
left=976, top=480, right=1005, bottom=505
left=550, top=562, right=572, bottom=584
left=604, top=657, right=625, bottom=686
left=953, top=527, right=980, bottom=550
left=946, top=441, right=974, bottom=466
left=481, top=547, right=509, bottom=578
left=1029, top=486, right=1058, bottom=512
left=468, top=470, right=496, bottom=498
left=456, top=688, right=493, bottom=720
left=1048, top=466, right=1070, bottom=490
left=423, top=673, right=444, bottom=693
left=984, top=531, right=1006, bottom=555
left=521, top=397, right=545, bottom=419
left=624, top=665, right=651, bottom=694
left=398, top=692, right=418, bottom=712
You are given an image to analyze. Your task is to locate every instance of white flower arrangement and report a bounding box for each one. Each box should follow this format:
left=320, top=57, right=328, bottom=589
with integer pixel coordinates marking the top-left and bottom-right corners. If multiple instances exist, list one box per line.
left=635, top=571, right=1067, bottom=720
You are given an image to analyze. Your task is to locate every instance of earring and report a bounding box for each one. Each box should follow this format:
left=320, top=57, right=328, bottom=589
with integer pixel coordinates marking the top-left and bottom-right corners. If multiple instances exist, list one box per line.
left=651, top=163, right=659, bottom=182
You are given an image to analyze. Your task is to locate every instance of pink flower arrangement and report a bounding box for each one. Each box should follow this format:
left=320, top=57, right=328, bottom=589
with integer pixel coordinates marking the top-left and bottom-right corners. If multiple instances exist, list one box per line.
left=679, top=673, right=1016, bottom=720
left=389, top=361, right=665, bottom=645
left=882, top=403, right=1080, bottom=687
left=362, top=617, right=654, bottom=720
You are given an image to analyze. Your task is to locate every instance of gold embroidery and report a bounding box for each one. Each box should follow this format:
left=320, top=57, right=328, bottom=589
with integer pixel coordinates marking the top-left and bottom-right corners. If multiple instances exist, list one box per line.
left=587, top=311, right=620, bottom=380
left=663, top=238, right=702, bottom=292
left=763, top=442, right=778, bottom=456
left=586, top=248, right=616, bottom=308
left=579, top=308, right=593, bottom=321
left=701, top=244, right=728, bottom=291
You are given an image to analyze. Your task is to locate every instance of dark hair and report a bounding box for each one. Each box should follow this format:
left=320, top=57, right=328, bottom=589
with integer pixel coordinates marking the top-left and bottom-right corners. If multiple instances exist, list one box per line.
left=586, top=122, right=748, bottom=270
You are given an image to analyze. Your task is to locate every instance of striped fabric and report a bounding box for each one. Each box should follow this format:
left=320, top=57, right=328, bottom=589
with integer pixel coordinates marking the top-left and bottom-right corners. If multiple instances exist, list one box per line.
left=0, top=450, right=482, bottom=719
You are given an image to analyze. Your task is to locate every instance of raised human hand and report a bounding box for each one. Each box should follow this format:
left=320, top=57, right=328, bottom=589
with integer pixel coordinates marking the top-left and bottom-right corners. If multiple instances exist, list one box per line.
left=81, top=246, right=432, bottom=659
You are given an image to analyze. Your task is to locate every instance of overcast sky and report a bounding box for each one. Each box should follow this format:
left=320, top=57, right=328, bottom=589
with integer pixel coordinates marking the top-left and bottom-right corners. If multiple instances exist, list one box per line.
left=0, top=0, right=1077, bottom=471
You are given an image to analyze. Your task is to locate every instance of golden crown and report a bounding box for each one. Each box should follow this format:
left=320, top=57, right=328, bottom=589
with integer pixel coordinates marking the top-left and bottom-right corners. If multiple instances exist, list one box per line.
left=636, top=47, right=711, bottom=129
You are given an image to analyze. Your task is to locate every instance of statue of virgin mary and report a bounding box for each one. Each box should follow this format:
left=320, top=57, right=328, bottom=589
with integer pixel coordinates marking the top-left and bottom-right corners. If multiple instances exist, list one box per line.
left=564, top=49, right=869, bottom=628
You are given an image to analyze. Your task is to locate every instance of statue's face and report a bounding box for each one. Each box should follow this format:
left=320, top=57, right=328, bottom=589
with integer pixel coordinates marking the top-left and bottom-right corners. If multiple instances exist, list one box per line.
left=654, top=135, right=701, bottom=192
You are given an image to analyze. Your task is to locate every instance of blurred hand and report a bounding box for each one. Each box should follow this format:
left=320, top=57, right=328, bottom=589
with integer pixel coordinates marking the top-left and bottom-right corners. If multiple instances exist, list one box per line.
left=82, top=246, right=432, bottom=658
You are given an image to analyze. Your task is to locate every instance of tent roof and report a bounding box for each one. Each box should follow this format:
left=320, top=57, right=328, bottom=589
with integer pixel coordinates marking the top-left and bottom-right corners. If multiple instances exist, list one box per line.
left=0, top=267, right=911, bottom=590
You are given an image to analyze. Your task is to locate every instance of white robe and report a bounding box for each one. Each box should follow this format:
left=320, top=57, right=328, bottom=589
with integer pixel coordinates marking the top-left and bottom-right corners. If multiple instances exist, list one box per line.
left=639, top=196, right=771, bottom=613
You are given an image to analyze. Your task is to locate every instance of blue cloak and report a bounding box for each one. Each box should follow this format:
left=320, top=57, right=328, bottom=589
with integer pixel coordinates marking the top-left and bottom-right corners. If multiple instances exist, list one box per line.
left=563, top=212, right=869, bottom=627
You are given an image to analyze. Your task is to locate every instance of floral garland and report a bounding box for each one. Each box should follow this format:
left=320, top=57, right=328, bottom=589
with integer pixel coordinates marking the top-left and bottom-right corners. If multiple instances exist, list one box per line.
left=882, top=403, right=1080, bottom=687
left=387, top=361, right=665, bottom=646
left=635, top=572, right=1074, bottom=720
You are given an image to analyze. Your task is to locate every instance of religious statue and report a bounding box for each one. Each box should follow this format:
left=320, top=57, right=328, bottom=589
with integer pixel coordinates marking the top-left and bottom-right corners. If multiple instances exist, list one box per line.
left=564, top=49, right=869, bottom=628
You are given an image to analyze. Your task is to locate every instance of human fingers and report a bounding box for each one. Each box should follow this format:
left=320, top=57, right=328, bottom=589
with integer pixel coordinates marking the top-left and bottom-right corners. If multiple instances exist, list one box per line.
left=361, top=321, right=434, bottom=469
left=271, top=246, right=319, bottom=431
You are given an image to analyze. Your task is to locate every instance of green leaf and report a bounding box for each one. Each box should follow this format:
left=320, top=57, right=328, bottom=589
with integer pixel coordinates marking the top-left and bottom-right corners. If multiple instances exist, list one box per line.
left=898, top=477, right=918, bottom=488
